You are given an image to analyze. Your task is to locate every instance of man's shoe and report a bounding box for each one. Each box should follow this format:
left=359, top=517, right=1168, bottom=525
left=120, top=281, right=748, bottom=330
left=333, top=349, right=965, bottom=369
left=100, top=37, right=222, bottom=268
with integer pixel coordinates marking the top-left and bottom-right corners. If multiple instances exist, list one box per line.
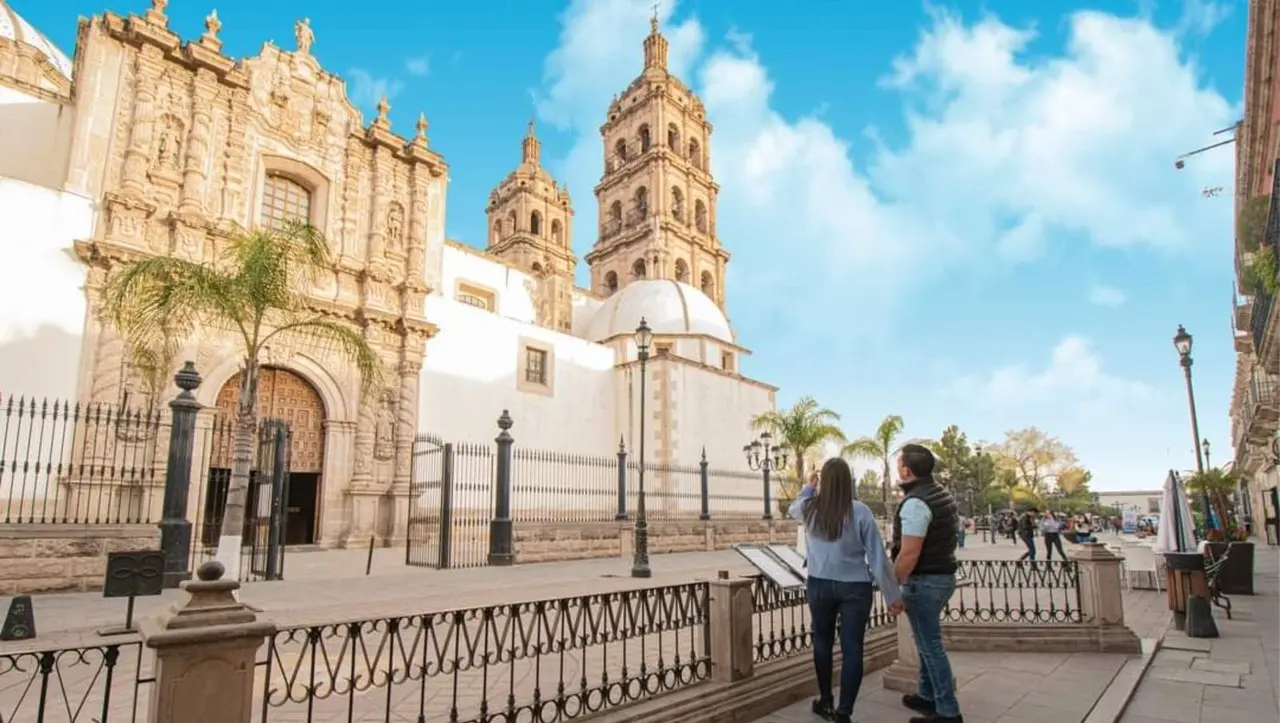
left=810, top=698, right=834, bottom=720
left=902, top=694, right=935, bottom=714
left=908, top=714, right=963, bottom=723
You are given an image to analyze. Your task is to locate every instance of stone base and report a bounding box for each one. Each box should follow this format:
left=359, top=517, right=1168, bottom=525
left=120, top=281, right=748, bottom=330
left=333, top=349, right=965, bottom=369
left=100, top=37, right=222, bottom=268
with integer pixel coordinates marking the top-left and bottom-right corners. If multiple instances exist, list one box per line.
left=881, top=661, right=918, bottom=694
left=0, top=524, right=160, bottom=594
left=942, top=623, right=1142, bottom=655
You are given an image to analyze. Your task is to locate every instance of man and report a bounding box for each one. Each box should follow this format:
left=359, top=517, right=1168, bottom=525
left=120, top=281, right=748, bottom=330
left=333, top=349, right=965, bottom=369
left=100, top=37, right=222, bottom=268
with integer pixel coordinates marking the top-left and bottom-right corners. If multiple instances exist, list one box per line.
left=1017, top=507, right=1039, bottom=561
left=891, top=444, right=963, bottom=723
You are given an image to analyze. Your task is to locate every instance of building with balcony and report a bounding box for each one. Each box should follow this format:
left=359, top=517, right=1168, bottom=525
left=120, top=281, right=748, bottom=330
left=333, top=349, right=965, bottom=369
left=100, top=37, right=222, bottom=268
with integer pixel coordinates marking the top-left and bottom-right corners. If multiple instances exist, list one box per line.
left=1229, top=0, right=1280, bottom=545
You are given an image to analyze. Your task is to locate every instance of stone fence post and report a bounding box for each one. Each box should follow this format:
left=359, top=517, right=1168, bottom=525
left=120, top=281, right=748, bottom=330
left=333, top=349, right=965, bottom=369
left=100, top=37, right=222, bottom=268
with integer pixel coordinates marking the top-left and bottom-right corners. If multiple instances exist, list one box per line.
left=141, top=560, right=276, bottom=723
left=881, top=613, right=920, bottom=692
left=709, top=572, right=755, bottom=683
left=1071, top=542, right=1141, bottom=651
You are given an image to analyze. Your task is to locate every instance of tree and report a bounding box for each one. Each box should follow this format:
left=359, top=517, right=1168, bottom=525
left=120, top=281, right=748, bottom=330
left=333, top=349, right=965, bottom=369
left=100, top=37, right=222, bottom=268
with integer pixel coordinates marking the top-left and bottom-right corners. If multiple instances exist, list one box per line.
left=1056, top=466, right=1092, bottom=495
left=1185, top=468, right=1241, bottom=534
left=104, top=220, right=381, bottom=580
left=750, top=396, right=845, bottom=503
left=857, top=469, right=884, bottom=502
left=843, top=414, right=912, bottom=507
left=989, top=427, right=1079, bottom=496
left=933, top=425, right=975, bottom=491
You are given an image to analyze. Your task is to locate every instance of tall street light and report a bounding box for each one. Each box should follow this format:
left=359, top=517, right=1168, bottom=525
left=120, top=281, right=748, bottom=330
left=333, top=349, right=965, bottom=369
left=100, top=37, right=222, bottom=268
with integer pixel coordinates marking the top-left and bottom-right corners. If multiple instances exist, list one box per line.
left=1173, top=325, right=1214, bottom=530
left=745, top=432, right=788, bottom=520
left=631, top=318, right=653, bottom=579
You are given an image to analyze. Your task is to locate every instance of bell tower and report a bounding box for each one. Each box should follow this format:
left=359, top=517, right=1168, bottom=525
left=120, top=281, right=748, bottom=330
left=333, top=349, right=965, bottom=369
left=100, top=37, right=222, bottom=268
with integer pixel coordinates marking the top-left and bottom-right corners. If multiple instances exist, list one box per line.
left=486, top=120, right=577, bottom=332
left=584, top=15, right=729, bottom=308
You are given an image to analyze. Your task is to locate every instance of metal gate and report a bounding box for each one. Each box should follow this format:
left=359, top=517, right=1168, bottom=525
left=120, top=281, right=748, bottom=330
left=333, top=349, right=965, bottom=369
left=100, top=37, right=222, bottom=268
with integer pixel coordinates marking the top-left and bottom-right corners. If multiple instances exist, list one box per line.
left=407, top=434, right=493, bottom=569
left=247, top=419, right=290, bottom=580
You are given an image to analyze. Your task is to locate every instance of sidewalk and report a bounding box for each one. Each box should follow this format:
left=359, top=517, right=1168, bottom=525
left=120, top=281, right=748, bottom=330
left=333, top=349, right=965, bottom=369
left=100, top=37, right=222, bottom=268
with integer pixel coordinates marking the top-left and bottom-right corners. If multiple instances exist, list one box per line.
left=1119, top=542, right=1280, bottom=723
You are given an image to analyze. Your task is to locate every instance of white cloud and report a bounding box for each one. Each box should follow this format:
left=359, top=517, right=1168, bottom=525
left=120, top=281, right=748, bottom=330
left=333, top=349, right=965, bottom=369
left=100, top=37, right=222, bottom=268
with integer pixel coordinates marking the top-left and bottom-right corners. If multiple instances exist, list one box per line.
left=1087, top=282, right=1128, bottom=307
left=405, top=55, right=431, bottom=77
left=537, top=3, right=1234, bottom=338
left=346, top=69, right=404, bottom=113
left=950, top=336, right=1153, bottom=411
left=1177, top=0, right=1232, bottom=36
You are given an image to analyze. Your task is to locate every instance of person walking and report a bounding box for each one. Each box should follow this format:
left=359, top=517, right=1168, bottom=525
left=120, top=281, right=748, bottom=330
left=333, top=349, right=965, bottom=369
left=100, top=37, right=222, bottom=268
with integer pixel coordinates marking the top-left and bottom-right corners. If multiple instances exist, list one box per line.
left=891, top=444, right=964, bottom=723
left=1017, top=507, right=1039, bottom=561
left=1041, top=511, right=1067, bottom=560
left=789, top=457, right=903, bottom=723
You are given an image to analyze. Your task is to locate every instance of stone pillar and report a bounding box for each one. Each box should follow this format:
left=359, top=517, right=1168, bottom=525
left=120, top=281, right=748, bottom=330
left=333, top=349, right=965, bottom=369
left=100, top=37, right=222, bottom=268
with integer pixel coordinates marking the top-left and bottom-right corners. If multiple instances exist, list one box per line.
left=709, top=575, right=754, bottom=684
left=141, top=561, right=276, bottom=723
left=881, top=613, right=920, bottom=693
left=1071, top=542, right=1142, bottom=652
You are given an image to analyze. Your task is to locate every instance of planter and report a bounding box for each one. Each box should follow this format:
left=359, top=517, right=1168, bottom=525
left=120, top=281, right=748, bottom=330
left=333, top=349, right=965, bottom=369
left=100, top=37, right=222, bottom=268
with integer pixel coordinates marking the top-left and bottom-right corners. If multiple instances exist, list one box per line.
left=1206, top=541, right=1255, bottom=595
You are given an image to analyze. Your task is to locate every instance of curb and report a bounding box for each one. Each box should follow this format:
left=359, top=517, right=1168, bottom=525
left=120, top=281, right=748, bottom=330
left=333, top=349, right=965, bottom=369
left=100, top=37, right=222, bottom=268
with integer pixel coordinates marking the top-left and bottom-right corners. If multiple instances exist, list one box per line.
left=1083, top=635, right=1163, bottom=723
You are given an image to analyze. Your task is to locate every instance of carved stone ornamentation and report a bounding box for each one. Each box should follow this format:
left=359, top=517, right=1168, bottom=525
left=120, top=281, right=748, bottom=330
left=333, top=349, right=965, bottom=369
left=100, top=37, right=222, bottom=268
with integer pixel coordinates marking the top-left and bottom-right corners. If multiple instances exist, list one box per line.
left=386, top=202, right=405, bottom=252
left=295, top=18, right=315, bottom=55
left=153, top=114, right=184, bottom=173
left=373, top=390, right=396, bottom=461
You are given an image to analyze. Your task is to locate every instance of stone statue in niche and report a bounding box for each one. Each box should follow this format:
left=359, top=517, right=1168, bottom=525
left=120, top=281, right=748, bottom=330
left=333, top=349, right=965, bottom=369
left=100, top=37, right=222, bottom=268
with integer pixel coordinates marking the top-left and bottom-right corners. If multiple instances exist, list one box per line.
left=374, top=391, right=396, bottom=460
left=154, top=116, right=183, bottom=172
left=386, top=203, right=405, bottom=250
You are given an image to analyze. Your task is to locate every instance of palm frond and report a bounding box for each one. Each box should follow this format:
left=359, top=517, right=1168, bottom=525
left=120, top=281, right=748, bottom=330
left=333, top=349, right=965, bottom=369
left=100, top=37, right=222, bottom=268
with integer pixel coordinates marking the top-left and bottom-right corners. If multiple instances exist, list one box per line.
left=260, top=315, right=383, bottom=393
left=875, top=414, right=905, bottom=447
left=842, top=437, right=883, bottom=459
left=104, top=256, right=249, bottom=351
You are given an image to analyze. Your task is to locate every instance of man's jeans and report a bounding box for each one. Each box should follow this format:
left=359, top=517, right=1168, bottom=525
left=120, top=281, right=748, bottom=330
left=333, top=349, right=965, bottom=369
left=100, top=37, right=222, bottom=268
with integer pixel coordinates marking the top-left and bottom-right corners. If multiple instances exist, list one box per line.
left=807, top=577, right=874, bottom=715
left=903, top=574, right=961, bottom=718
left=1019, top=533, right=1036, bottom=560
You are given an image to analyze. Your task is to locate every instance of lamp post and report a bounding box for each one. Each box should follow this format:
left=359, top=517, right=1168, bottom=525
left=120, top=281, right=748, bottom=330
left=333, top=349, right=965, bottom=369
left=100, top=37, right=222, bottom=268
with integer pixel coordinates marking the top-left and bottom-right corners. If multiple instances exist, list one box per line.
left=1173, top=325, right=1214, bottom=532
left=632, top=318, right=653, bottom=579
left=745, top=432, right=788, bottom=519
left=976, top=445, right=993, bottom=543
left=1202, top=438, right=1211, bottom=470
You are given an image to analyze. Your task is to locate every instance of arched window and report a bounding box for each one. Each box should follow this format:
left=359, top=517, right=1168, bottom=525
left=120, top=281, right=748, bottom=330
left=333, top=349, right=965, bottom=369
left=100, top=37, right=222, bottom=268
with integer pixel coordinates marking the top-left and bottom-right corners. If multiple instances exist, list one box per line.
left=530, top=211, right=542, bottom=236
left=688, top=139, right=702, bottom=169
left=694, top=200, right=707, bottom=233
left=700, top=270, right=715, bottom=297
left=667, top=124, right=680, bottom=150
left=674, top=259, right=689, bottom=282
left=610, top=201, right=623, bottom=222
left=491, top=220, right=503, bottom=244
left=632, top=258, right=647, bottom=279
left=261, top=173, right=312, bottom=228
left=605, top=271, right=619, bottom=293
left=639, top=125, right=651, bottom=153
left=671, top=187, right=684, bottom=221
left=615, top=139, right=628, bottom=163
left=634, top=186, right=649, bottom=218
left=507, top=210, right=517, bottom=233
left=551, top=219, right=563, bottom=244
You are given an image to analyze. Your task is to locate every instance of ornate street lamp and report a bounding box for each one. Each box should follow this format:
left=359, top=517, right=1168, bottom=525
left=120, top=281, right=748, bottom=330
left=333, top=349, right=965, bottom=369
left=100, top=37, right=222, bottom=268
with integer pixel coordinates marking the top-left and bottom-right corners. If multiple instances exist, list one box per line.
left=1173, top=325, right=1213, bottom=532
left=744, top=432, right=788, bottom=519
left=631, top=318, right=654, bottom=579
left=1202, top=438, right=1212, bottom=469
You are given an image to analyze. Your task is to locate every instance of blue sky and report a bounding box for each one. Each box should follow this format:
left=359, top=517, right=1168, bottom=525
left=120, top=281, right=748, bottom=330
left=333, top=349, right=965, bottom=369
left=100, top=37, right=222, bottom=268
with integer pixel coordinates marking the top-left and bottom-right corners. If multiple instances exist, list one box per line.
left=23, top=0, right=1246, bottom=490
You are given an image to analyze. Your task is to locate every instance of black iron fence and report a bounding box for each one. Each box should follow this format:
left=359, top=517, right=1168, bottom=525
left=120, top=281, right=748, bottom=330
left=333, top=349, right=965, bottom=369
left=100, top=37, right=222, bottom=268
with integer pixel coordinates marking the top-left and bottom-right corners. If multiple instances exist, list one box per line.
left=946, top=559, right=1082, bottom=623
left=254, top=582, right=712, bottom=722
left=406, top=436, right=495, bottom=570
left=749, top=575, right=894, bottom=665
left=0, top=639, right=152, bottom=722
left=0, top=396, right=167, bottom=525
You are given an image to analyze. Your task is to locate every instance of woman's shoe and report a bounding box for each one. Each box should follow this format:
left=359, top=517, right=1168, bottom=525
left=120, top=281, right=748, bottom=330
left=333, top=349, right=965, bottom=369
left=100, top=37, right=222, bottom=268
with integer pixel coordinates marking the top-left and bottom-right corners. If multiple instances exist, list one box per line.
left=810, top=698, right=834, bottom=720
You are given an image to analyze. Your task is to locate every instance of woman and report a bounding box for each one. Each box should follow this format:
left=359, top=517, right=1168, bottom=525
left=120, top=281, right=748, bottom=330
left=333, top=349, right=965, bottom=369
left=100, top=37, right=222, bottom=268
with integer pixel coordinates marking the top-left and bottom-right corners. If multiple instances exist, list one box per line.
left=1041, top=511, right=1067, bottom=560
left=789, top=458, right=902, bottom=723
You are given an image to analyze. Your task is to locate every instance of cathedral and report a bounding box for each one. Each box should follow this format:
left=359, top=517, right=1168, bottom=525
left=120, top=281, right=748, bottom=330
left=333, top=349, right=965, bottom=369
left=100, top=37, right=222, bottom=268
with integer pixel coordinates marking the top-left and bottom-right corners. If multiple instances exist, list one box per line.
left=0, top=1, right=778, bottom=546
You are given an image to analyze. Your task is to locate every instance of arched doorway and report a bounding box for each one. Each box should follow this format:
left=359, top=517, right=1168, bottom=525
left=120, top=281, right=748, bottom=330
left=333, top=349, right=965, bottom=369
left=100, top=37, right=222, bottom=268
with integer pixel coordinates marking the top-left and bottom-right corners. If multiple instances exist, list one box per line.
left=206, top=366, right=327, bottom=546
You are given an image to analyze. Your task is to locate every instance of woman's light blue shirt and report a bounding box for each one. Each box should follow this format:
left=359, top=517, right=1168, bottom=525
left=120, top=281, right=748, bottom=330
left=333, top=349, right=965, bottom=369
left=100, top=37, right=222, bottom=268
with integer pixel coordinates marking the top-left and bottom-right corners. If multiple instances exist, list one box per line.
left=788, top=487, right=903, bottom=605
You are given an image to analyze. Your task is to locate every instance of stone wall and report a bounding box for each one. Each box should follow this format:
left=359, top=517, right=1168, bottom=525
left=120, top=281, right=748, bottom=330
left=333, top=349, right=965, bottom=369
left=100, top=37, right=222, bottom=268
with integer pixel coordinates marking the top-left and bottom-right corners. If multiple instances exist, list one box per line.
left=515, top=518, right=797, bottom=563
left=0, top=524, right=159, bottom=594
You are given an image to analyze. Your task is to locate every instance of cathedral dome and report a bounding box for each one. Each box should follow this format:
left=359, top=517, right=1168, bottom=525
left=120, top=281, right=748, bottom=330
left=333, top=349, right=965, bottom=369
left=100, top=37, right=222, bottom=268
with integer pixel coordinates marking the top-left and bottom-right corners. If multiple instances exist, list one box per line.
left=586, top=279, right=734, bottom=344
left=0, top=1, right=73, bottom=80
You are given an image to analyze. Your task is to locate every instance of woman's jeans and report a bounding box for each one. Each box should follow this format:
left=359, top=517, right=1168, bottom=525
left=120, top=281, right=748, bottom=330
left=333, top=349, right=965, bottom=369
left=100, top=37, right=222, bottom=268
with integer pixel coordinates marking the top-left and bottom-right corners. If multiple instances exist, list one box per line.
left=1043, top=533, right=1067, bottom=560
left=903, top=574, right=962, bottom=717
left=1019, top=533, right=1036, bottom=560
left=807, top=577, right=873, bottom=715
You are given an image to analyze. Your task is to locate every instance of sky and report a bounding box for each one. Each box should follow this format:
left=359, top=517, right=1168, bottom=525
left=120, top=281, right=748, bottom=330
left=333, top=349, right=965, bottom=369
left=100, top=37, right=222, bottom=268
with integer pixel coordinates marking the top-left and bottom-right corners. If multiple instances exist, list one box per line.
left=15, top=0, right=1248, bottom=491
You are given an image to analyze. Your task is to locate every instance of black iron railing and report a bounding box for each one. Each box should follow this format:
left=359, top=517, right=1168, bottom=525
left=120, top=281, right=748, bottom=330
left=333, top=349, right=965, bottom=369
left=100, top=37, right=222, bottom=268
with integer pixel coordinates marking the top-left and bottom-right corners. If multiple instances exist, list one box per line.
left=256, top=583, right=712, bottom=721
left=749, top=576, right=894, bottom=665
left=0, top=396, right=167, bottom=525
left=945, top=560, right=1082, bottom=623
left=0, top=640, right=152, bottom=722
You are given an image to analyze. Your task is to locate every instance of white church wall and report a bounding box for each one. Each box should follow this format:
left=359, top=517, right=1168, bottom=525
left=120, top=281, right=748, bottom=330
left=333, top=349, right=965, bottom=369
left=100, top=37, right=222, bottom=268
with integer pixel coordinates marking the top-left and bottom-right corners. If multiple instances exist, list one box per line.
left=664, top=363, right=773, bottom=470
left=420, top=296, right=616, bottom=452
left=0, top=86, right=74, bottom=191
left=570, top=289, right=604, bottom=338
left=0, top=177, right=92, bottom=402
left=438, top=243, right=537, bottom=324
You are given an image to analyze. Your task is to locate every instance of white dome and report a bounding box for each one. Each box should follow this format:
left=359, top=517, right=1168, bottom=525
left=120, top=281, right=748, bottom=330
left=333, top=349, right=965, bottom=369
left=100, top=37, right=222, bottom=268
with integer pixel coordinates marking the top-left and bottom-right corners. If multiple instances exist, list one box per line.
left=586, top=279, right=734, bottom=344
left=1, top=1, right=73, bottom=79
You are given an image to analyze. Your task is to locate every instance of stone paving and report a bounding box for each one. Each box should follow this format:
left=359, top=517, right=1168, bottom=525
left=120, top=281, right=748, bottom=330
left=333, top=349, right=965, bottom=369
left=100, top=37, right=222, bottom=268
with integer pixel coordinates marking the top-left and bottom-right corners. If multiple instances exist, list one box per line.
left=1119, top=542, right=1280, bottom=723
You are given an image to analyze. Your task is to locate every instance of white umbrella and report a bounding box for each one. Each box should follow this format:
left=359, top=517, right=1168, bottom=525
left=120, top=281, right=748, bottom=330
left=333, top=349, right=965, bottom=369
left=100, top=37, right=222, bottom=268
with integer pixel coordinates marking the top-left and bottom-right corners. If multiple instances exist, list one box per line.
left=1155, top=469, right=1196, bottom=553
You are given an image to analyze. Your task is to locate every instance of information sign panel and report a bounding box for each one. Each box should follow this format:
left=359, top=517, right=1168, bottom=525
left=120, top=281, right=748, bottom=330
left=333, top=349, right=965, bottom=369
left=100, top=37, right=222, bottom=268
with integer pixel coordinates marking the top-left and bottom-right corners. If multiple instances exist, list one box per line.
left=734, top=545, right=804, bottom=590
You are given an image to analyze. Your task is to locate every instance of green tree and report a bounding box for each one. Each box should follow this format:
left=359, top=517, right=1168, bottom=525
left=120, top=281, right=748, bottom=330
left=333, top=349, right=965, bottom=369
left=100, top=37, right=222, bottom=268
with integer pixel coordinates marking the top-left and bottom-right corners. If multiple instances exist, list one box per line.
left=857, top=469, right=884, bottom=502
left=750, top=396, right=845, bottom=503
left=990, top=427, right=1079, bottom=496
left=104, top=221, right=381, bottom=580
left=1185, top=468, right=1242, bottom=535
left=933, top=425, right=975, bottom=491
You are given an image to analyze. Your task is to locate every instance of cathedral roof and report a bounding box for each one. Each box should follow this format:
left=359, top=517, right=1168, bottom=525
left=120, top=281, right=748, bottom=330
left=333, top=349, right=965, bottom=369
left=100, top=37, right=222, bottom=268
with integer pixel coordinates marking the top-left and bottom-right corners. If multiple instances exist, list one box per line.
left=0, top=1, right=73, bottom=79
left=586, top=279, right=734, bottom=345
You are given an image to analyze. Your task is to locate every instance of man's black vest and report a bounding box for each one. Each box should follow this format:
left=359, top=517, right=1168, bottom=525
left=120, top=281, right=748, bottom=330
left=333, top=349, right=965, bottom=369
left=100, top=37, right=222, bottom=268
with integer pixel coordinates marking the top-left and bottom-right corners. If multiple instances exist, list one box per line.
left=891, top=476, right=959, bottom=576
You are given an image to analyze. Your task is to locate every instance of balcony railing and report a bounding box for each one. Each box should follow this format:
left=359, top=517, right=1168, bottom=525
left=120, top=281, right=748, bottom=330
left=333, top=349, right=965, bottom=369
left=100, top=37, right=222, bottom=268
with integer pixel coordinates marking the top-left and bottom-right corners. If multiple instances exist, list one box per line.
left=1243, top=372, right=1279, bottom=443
left=1252, top=288, right=1274, bottom=352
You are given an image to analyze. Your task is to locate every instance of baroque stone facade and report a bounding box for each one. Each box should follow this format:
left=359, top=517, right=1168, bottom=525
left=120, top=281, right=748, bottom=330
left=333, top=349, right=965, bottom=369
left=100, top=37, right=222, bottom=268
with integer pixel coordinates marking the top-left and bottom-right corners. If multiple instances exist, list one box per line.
left=66, top=4, right=445, bottom=545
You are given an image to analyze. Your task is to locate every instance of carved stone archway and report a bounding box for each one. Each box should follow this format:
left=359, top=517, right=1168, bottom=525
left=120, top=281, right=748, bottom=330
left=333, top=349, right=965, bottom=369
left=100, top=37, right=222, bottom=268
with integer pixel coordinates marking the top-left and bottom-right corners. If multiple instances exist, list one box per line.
left=212, top=366, right=327, bottom=545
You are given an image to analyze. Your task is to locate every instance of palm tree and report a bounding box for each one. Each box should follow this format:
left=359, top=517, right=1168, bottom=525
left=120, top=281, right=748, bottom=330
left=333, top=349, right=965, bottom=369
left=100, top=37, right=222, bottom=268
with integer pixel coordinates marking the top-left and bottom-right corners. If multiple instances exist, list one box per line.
left=103, top=220, right=381, bottom=580
left=1185, top=468, right=1240, bottom=533
left=842, top=414, right=907, bottom=509
left=749, top=396, right=846, bottom=504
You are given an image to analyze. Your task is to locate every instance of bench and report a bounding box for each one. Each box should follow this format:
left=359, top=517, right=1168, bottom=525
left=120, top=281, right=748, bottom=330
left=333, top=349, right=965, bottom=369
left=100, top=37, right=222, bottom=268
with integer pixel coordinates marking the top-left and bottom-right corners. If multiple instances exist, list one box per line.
left=1203, top=546, right=1233, bottom=620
